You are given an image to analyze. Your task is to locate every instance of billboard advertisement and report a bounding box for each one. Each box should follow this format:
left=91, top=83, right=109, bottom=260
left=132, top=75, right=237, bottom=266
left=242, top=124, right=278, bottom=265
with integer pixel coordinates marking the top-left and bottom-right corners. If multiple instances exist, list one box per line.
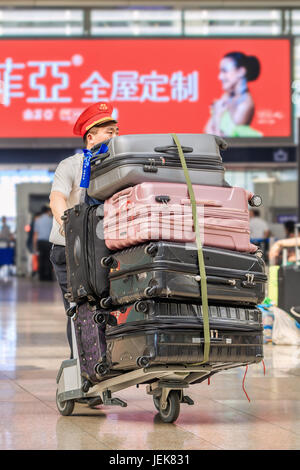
left=0, top=38, right=292, bottom=144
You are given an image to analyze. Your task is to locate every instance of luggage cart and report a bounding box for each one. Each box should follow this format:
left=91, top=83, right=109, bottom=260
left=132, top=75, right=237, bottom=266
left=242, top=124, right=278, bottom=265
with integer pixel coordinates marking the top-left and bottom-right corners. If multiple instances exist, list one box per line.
left=56, top=318, right=258, bottom=423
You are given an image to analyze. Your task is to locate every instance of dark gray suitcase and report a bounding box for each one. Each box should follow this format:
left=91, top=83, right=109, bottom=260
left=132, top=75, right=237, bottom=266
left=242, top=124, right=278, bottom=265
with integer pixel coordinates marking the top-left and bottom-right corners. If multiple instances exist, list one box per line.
left=106, top=326, right=264, bottom=371
left=277, top=224, right=300, bottom=313
left=87, top=133, right=228, bottom=200
left=103, top=242, right=267, bottom=307
left=63, top=203, right=111, bottom=304
left=278, top=264, right=300, bottom=313
left=109, top=300, right=263, bottom=331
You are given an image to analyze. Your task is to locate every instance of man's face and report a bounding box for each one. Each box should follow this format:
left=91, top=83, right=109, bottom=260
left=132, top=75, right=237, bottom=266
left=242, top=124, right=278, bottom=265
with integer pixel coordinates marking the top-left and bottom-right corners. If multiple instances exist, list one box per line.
left=86, top=122, right=119, bottom=149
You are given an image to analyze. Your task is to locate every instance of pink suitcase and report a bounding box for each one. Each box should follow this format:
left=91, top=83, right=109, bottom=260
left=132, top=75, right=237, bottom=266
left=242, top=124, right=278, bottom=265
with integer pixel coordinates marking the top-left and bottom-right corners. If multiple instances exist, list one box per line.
left=104, top=182, right=258, bottom=253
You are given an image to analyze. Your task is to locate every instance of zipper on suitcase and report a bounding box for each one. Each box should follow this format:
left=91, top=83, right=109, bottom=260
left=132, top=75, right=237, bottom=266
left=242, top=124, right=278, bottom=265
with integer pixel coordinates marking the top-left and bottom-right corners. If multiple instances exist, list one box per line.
left=90, top=156, right=224, bottom=177
left=108, top=262, right=267, bottom=284
left=106, top=323, right=263, bottom=338
left=88, top=206, right=97, bottom=294
left=83, top=205, right=99, bottom=299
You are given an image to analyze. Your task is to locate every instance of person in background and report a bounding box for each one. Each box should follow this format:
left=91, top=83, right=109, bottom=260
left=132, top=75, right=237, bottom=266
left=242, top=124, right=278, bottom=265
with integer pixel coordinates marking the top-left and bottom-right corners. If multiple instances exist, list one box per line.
left=33, top=205, right=53, bottom=281
left=249, top=209, right=271, bottom=261
left=249, top=209, right=270, bottom=240
left=269, top=220, right=298, bottom=264
left=26, top=212, right=41, bottom=255
left=0, top=216, right=14, bottom=245
left=283, top=220, right=296, bottom=239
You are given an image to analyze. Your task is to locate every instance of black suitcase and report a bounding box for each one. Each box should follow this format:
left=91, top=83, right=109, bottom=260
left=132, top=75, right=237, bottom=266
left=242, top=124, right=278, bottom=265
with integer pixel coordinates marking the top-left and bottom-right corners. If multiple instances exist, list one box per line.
left=109, top=300, right=263, bottom=332
left=106, top=326, right=264, bottom=371
left=87, top=133, right=229, bottom=200
left=63, top=203, right=111, bottom=304
left=277, top=264, right=300, bottom=313
left=277, top=224, right=300, bottom=313
left=103, top=242, right=267, bottom=307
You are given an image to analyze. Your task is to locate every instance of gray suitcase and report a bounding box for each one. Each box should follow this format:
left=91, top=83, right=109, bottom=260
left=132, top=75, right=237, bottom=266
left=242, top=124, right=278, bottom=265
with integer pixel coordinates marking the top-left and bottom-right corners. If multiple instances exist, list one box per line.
left=87, top=133, right=228, bottom=200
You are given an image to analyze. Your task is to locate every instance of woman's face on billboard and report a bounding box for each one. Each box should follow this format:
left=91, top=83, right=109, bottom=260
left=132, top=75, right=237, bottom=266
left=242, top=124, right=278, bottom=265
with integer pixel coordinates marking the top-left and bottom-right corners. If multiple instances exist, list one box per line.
left=218, top=57, right=246, bottom=92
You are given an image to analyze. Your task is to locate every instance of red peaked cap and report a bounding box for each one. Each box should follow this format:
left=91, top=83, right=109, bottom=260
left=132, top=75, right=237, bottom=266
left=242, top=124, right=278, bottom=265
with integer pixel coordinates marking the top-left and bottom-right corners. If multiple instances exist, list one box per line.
left=73, top=102, right=117, bottom=137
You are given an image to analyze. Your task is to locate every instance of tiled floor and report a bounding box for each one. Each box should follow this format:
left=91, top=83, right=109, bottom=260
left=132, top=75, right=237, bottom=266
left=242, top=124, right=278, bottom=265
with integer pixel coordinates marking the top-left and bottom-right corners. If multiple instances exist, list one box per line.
left=0, top=277, right=300, bottom=450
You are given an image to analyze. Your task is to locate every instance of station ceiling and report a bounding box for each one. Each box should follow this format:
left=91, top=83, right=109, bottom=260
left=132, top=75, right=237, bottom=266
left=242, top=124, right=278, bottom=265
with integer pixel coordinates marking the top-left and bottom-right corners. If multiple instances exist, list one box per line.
left=1, top=0, right=300, bottom=9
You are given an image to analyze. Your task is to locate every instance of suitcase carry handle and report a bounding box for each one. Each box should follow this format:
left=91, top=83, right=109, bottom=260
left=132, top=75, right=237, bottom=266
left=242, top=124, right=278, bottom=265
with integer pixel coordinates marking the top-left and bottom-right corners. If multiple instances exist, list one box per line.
left=154, top=145, right=193, bottom=154
left=181, top=198, right=222, bottom=207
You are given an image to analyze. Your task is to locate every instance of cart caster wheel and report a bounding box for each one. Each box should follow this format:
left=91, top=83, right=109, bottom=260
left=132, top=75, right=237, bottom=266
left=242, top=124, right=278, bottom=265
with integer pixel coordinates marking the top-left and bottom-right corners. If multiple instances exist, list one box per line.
left=157, top=391, right=180, bottom=424
left=56, top=390, right=74, bottom=416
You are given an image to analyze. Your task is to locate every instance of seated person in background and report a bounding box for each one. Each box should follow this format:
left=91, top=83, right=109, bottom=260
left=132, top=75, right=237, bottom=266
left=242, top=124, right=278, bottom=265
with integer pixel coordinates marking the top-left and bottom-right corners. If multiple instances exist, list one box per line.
left=269, top=220, right=299, bottom=265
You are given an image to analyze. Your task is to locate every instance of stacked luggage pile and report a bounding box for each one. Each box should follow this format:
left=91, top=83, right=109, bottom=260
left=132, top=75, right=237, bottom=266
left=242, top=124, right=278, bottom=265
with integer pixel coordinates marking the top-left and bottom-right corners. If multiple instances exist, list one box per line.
left=63, top=134, right=267, bottom=388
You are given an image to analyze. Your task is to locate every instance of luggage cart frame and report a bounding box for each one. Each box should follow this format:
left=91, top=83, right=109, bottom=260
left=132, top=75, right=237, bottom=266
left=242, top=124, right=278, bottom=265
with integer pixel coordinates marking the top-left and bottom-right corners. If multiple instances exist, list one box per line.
left=56, top=318, right=258, bottom=422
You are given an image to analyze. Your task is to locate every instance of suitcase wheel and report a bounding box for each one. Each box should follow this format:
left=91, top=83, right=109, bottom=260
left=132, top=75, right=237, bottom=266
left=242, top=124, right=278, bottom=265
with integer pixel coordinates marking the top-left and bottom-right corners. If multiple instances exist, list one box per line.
left=134, top=301, right=149, bottom=313
left=144, top=243, right=158, bottom=256
left=82, top=379, right=92, bottom=393
left=101, top=256, right=118, bottom=268
left=100, top=297, right=113, bottom=309
left=249, top=194, right=262, bottom=207
left=93, top=312, right=106, bottom=325
left=95, top=361, right=110, bottom=377
left=136, top=356, right=151, bottom=368
left=66, top=305, right=77, bottom=318
left=144, top=286, right=157, bottom=298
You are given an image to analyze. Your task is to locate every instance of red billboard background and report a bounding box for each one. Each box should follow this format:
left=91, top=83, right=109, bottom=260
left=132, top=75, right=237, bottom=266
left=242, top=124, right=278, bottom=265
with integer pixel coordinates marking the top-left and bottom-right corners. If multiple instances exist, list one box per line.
left=0, top=38, right=292, bottom=139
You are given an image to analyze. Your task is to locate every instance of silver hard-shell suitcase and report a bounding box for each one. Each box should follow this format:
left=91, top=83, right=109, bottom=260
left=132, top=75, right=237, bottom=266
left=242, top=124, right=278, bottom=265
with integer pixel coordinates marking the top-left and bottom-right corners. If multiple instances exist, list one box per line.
left=87, top=133, right=228, bottom=200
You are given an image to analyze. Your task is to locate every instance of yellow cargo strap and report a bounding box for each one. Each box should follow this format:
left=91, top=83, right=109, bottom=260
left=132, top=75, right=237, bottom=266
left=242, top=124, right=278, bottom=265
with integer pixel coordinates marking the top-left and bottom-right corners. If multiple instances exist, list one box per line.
left=171, top=133, right=210, bottom=364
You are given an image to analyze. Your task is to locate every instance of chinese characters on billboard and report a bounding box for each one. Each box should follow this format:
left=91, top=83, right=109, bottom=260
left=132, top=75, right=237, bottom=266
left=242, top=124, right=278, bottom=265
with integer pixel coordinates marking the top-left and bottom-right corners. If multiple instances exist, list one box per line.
left=0, top=38, right=291, bottom=139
